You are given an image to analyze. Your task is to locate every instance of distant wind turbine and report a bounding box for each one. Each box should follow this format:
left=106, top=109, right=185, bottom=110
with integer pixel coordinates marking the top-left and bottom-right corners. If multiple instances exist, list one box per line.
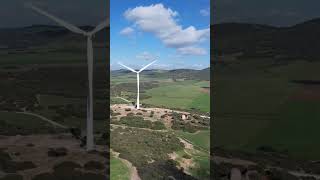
left=118, top=61, right=157, bottom=109
left=26, top=3, right=108, bottom=151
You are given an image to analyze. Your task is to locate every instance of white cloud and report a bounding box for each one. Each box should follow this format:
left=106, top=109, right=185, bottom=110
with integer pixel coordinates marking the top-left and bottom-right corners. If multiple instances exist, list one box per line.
left=191, top=64, right=207, bottom=70
left=200, top=8, right=210, bottom=17
left=120, top=27, right=135, bottom=36
left=136, top=51, right=158, bottom=60
left=177, top=46, right=207, bottom=55
left=123, top=4, right=209, bottom=56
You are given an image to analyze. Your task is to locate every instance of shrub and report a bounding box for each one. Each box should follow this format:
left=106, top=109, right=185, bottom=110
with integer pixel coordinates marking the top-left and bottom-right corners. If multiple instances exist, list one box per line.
left=127, top=112, right=134, bottom=116
left=84, top=161, right=104, bottom=170
left=149, top=111, right=154, bottom=117
left=152, top=121, right=166, bottom=130
left=48, top=148, right=68, bottom=157
left=14, top=161, right=36, bottom=171
left=32, top=173, right=57, bottom=180
left=182, top=154, right=192, bottom=159
left=1, top=174, right=23, bottom=180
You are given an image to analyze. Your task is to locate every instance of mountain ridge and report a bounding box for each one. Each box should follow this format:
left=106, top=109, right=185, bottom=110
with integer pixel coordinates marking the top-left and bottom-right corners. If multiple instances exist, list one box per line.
left=213, top=18, right=320, bottom=60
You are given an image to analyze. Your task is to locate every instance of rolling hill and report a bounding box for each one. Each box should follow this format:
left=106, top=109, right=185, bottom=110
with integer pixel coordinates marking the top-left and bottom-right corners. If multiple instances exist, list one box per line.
left=0, top=25, right=109, bottom=49
left=213, top=18, right=320, bottom=61
left=111, top=68, right=210, bottom=81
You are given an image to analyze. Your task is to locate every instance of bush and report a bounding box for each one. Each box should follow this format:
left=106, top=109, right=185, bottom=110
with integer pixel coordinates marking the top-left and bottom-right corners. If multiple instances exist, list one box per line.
left=48, top=148, right=68, bottom=157
left=149, top=111, right=154, bottom=117
left=84, top=161, right=104, bottom=170
left=32, top=173, right=57, bottom=180
left=54, top=161, right=81, bottom=169
left=119, top=116, right=166, bottom=130
left=0, top=174, right=23, bottom=180
left=127, top=112, right=134, bottom=116
left=182, top=154, right=192, bottom=159
left=14, top=161, right=36, bottom=171
left=153, top=121, right=166, bottom=130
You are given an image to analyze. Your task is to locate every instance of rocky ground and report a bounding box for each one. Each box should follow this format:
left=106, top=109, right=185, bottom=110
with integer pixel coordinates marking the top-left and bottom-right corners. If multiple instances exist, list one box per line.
left=0, top=134, right=108, bottom=180
left=213, top=148, right=320, bottom=180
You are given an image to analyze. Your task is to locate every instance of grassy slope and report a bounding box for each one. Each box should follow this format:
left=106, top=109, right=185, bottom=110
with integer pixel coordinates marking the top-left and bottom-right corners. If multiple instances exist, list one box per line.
left=37, top=94, right=82, bottom=106
left=214, top=60, right=320, bottom=160
left=0, top=111, right=62, bottom=134
left=142, top=80, right=210, bottom=112
left=36, top=94, right=106, bottom=133
left=176, top=130, right=210, bottom=152
left=110, top=156, right=130, bottom=180
left=175, top=130, right=210, bottom=180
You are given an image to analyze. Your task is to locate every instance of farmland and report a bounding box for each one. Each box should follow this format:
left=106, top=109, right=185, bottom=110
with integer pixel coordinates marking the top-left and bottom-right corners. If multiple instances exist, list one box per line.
left=213, top=57, right=320, bottom=179
left=214, top=59, right=320, bottom=160
left=111, top=69, right=210, bottom=113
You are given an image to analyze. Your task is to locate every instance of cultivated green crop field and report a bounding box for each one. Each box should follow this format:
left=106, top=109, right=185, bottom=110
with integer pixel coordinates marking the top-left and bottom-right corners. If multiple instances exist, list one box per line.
left=110, top=156, right=130, bottom=180
left=214, top=60, right=320, bottom=160
left=111, top=72, right=210, bottom=113
left=142, top=80, right=210, bottom=112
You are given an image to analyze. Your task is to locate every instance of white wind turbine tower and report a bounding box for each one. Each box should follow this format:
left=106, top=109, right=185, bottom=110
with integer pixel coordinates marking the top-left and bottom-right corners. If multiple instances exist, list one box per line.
left=118, top=61, right=157, bottom=109
left=26, top=3, right=108, bottom=151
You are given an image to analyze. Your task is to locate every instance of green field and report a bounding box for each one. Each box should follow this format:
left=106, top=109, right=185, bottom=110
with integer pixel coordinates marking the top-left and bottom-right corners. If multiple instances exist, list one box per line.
left=214, top=59, right=320, bottom=160
left=111, top=69, right=210, bottom=113
left=174, top=130, right=210, bottom=180
left=110, top=156, right=130, bottom=180
left=142, top=80, right=210, bottom=112
left=0, top=111, right=63, bottom=135
left=37, top=94, right=82, bottom=107
left=176, top=130, right=210, bottom=152
left=35, top=94, right=106, bottom=133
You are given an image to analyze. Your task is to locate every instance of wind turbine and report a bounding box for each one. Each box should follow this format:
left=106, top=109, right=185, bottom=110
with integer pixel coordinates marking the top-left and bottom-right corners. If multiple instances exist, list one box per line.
left=118, top=61, right=157, bottom=109
left=26, top=3, right=108, bottom=151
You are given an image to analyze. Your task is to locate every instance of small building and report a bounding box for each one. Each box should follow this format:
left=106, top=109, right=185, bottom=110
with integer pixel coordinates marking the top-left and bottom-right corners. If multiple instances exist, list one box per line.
left=181, top=114, right=188, bottom=120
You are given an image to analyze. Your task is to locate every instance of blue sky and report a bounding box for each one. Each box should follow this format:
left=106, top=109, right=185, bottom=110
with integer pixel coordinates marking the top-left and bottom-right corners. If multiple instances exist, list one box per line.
left=110, top=0, right=210, bottom=70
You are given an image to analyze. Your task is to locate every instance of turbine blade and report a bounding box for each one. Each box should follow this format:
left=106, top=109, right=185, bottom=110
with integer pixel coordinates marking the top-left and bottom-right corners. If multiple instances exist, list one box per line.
left=89, top=19, right=109, bottom=35
left=26, top=3, right=87, bottom=35
left=138, top=60, right=157, bottom=73
left=118, top=62, right=137, bottom=73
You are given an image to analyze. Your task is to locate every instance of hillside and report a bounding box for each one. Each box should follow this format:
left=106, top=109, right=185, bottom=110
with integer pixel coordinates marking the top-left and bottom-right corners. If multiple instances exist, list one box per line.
left=111, top=68, right=210, bottom=81
left=0, top=25, right=109, bottom=49
left=0, top=25, right=109, bottom=65
left=213, top=18, right=320, bottom=61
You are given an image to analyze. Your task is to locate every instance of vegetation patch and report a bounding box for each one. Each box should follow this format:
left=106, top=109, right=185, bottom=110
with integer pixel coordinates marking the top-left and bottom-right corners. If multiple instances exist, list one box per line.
left=111, top=127, right=189, bottom=179
left=0, top=149, right=36, bottom=173
left=84, top=161, right=104, bottom=170
left=116, top=115, right=166, bottom=130
left=0, top=112, right=65, bottom=135
left=110, top=156, right=130, bottom=180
